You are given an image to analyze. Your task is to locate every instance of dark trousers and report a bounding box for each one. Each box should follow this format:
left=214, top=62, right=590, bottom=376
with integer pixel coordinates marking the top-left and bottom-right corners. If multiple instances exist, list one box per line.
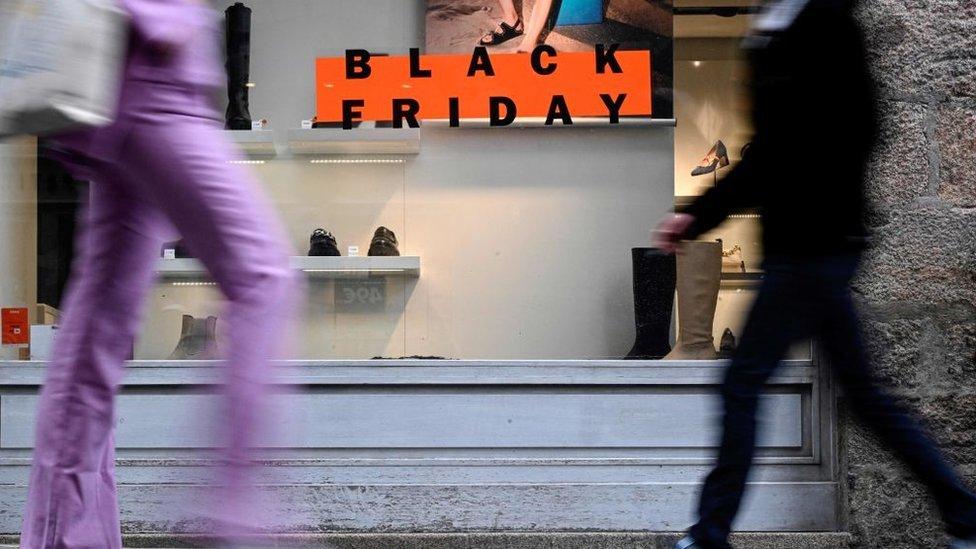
left=689, top=254, right=976, bottom=549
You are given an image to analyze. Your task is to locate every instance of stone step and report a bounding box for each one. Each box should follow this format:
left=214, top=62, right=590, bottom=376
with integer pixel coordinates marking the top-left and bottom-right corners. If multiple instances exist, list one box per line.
left=2, top=532, right=853, bottom=548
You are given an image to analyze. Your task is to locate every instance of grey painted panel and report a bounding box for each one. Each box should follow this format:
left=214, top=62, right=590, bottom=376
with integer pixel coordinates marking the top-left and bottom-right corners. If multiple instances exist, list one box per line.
left=0, top=482, right=839, bottom=533
left=1, top=391, right=802, bottom=450
left=0, top=460, right=830, bottom=485
left=0, top=360, right=816, bottom=386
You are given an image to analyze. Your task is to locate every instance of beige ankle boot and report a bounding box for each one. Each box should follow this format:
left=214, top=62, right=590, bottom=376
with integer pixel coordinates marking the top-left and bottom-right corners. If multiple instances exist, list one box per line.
left=665, top=241, right=721, bottom=360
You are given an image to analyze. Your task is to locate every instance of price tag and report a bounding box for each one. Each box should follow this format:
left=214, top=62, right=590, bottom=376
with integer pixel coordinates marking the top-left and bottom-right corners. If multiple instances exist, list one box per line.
left=334, top=278, right=386, bottom=312
left=347, top=246, right=360, bottom=257
left=301, top=119, right=313, bottom=130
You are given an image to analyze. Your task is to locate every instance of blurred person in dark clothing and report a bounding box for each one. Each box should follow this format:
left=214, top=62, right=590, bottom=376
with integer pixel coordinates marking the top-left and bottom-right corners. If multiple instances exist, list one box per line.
left=19, top=1, right=296, bottom=547
left=655, top=1, right=976, bottom=548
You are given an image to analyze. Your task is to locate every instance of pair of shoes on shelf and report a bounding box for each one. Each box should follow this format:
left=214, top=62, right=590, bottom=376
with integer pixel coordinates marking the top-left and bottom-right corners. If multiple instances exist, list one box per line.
left=308, top=227, right=400, bottom=257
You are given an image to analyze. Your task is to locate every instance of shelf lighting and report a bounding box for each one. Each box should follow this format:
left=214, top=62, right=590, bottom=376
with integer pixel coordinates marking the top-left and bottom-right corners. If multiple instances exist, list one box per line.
left=301, top=269, right=406, bottom=274
left=170, top=281, right=218, bottom=287
left=693, top=61, right=702, bottom=68
left=308, top=158, right=405, bottom=164
left=226, top=159, right=266, bottom=165
left=245, top=82, right=256, bottom=88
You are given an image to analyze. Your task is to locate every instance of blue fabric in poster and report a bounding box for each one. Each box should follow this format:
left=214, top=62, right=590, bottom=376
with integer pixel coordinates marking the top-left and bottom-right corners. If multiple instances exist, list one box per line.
left=555, top=0, right=604, bottom=25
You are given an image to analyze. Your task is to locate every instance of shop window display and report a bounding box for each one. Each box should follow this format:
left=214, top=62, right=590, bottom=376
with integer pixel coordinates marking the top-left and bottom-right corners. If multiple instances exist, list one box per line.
left=673, top=2, right=810, bottom=360
left=0, top=0, right=807, bottom=363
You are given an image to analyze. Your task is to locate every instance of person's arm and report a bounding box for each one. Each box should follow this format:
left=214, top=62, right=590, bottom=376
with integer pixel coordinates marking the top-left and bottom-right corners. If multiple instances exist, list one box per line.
left=681, top=143, right=763, bottom=238
left=653, top=144, right=763, bottom=252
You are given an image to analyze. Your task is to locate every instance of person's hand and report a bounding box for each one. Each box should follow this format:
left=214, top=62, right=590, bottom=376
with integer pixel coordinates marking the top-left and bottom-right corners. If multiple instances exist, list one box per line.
left=653, top=213, right=695, bottom=253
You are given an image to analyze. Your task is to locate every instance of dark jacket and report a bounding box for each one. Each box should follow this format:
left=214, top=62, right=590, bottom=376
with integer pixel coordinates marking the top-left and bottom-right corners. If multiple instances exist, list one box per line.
left=683, top=0, right=879, bottom=256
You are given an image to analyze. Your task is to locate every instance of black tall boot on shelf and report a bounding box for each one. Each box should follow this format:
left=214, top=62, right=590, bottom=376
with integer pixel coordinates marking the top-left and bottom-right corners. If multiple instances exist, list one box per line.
left=224, top=2, right=252, bottom=130
left=625, top=247, right=676, bottom=360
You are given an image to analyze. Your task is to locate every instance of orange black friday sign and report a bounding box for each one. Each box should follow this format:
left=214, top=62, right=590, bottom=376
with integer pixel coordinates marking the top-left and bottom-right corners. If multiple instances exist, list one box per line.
left=315, top=45, right=652, bottom=128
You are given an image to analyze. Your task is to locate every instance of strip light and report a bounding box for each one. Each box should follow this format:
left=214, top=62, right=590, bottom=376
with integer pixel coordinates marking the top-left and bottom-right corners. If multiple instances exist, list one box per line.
left=170, top=281, right=218, bottom=287
left=226, top=159, right=266, bottom=165
left=309, top=158, right=404, bottom=164
left=301, top=269, right=406, bottom=274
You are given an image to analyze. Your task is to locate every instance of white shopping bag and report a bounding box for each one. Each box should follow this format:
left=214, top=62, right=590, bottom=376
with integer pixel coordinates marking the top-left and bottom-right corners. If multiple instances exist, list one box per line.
left=0, top=0, right=127, bottom=137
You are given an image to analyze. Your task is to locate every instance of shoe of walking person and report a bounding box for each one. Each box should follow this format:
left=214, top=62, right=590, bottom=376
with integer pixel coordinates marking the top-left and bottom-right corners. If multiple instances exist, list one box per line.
left=952, top=535, right=976, bottom=548
left=674, top=536, right=703, bottom=549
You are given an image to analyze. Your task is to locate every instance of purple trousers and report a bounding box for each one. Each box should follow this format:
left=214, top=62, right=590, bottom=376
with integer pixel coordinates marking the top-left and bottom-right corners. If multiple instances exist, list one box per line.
left=20, top=85, right=295, bottom=548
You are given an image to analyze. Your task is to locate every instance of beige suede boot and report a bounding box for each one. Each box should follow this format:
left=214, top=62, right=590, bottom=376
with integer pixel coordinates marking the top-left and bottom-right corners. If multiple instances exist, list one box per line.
left=665, top=241, right=721, bottom=360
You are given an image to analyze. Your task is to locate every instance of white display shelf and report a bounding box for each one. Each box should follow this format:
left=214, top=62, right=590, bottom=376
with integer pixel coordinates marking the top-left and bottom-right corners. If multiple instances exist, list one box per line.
left=157, top=256, right=420, bottom=279
left=287, top=128, right=420, bottom=155
left=225, top=129, right=277, bottom=157
left=721, top=270, right=764, bottom=287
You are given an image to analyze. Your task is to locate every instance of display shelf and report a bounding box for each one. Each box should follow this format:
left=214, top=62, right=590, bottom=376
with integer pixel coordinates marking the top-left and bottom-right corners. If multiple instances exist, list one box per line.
left=721, top=270, right=764, bottom=287
left=722, top=271, right=763, bottom=281
left=157, top=256, right=420, bottom=279
left=225, top=129, right=277, bottom=157
left=287, top=128, right=420, bottom=155
left=674, top=195, right=758, bottom=216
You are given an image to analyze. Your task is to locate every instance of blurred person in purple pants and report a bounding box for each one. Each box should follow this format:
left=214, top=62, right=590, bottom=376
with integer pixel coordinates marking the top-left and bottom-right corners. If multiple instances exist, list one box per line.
left=19, top=0, right=296, bottom=547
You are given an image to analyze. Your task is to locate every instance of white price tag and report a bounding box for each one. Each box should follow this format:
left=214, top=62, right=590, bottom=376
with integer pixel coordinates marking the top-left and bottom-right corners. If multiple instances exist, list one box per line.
left=301, top=119, right=313, bottom=130
left=347, top=246, right=360, bottom=257
left=163, top=249, right=176, bottom=259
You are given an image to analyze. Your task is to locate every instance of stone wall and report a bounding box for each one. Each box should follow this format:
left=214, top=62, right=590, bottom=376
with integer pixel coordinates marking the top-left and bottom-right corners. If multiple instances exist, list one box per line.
left=847, top=0, right=976, bottom=547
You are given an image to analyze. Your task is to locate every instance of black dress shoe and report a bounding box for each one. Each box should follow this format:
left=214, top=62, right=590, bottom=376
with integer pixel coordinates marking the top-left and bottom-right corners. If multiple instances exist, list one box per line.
left=308, top=228, right=340, bottom=256
left=719, top=327, right=736, bottom=358
left=368, top=226, right=400, bottom=256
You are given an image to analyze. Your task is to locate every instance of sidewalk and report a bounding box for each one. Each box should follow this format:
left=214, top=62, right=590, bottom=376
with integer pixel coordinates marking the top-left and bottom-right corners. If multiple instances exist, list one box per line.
left=1, top=532, right=853, bottom=548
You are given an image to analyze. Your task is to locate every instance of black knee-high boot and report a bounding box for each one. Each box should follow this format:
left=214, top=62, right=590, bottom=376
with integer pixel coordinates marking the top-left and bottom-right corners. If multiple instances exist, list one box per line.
left=626, top=247, right=676, bottom=359
left=224, top=2, right=252, bottom=130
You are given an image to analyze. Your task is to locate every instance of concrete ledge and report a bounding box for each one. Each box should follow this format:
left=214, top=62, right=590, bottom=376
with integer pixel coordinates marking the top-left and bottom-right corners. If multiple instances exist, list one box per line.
left=3, top=532, right=852, bottom=548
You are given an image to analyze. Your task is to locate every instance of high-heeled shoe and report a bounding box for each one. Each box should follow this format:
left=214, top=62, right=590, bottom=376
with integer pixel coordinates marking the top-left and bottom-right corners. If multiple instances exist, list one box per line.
left=691, top=140, right=730, bottom=176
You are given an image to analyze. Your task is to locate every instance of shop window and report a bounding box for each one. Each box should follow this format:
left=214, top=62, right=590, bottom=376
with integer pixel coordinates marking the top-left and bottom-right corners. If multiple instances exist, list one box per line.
left=2, top=0, right=806, bottom=362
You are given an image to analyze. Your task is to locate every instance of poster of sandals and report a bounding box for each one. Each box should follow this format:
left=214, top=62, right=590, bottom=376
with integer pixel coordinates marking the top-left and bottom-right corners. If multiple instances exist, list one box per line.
left=425, top=0, right=674, bottom=118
